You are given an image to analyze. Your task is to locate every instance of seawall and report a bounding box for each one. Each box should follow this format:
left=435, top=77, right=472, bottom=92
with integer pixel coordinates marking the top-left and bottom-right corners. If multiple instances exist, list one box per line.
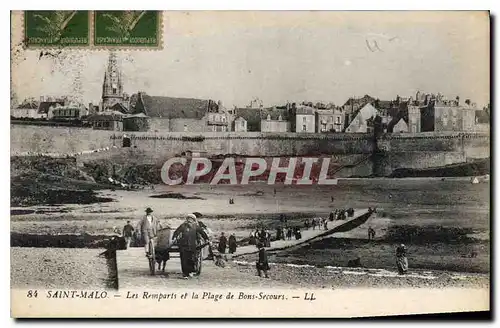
left=10, top=124, right=490, bottom=177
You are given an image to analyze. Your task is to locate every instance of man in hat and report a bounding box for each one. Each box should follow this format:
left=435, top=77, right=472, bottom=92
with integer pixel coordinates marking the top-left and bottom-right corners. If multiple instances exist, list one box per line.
left=173, top=214, right=210, bottom=278
left=138, top=207, right=162, bottom=256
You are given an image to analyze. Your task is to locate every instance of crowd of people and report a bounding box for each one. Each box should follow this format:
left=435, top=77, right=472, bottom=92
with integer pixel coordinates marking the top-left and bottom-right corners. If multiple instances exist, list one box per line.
left=121, top=206, right=410, bottom=279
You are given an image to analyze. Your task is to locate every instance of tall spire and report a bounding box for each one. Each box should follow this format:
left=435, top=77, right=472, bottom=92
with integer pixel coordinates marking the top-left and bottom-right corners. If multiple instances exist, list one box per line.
left=102, top=51, right=124, bottom=110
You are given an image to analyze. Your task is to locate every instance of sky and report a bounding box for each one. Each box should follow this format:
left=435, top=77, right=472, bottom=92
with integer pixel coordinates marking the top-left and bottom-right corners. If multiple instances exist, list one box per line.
left=11, top=11, right=490, bottom=108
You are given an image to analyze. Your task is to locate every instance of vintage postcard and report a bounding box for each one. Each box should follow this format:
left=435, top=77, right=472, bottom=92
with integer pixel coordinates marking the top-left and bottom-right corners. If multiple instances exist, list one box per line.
left=10, top=10, right=490, bottom=318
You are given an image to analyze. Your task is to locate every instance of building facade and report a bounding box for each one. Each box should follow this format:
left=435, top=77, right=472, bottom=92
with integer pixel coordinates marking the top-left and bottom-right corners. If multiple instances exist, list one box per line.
left=233, top=116, right=247, bottom=132
left=392, top=118, right=409, bottom=133
left=315, top=108, right=343, bottom=132
left=345, top=103, right=380, bottom=133
left=408, top=92, right=476, bottom=133
left=86, top=111, right=124, bottom=131
left=130, top=92, right=230, bottom=132
left=260, top=107, right=291, bottom=132
left=206, top=101, right=230, bottom=132
left=295, top=105, right=315, bottom=133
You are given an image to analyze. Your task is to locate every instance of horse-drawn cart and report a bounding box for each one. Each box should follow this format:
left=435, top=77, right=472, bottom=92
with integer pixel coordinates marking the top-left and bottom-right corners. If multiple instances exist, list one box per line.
left=144, top=227, right=210, bottom=276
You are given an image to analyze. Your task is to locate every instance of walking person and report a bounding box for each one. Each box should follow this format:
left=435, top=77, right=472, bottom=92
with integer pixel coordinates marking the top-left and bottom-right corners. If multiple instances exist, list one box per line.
left=173, top=214, right=210, bottom=278
left=218, top=232, right=228, bottom=254
left=304, top=219, right=310, bottom=230
left=395, top=244, right=409, bottom=275
left=368, top=226, right=376, bottom=240
left=323, top=219, right=328, bottom=231
left=228, top=234, right=237, bottom=254
left=122, top=221, right=134, bottom=249
left=276, top=227, right=283, bottom=241
left=138, top=208, right=162, bottom=257
left=265, top=229, right=271, bottom=247
left=286, top=227, right=293, bottom=240
left=256, top=243, right=270, bottom=278
left=258, top=228, right=267, bottom=246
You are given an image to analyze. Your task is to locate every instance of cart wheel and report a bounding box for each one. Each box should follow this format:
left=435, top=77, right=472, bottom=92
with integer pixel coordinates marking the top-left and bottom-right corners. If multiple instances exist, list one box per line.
left=149, top=240, right=156, bottom=276
left=195, top=249, right=203, bottom=275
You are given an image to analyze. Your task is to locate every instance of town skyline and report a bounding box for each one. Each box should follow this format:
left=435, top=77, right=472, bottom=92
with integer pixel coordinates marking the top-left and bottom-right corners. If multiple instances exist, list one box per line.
left=11, top=11, right=489, bottom=109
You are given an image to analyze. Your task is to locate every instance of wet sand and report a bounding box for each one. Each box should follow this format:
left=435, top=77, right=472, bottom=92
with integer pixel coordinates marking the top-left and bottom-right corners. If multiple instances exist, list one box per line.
left=11, top=248, right=117, bottom=289
left=10, top=178, right=490, bottom=288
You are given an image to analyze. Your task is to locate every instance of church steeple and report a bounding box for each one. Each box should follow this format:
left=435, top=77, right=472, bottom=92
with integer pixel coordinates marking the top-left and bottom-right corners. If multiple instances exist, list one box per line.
left=102, top=52, right=123, bottom=110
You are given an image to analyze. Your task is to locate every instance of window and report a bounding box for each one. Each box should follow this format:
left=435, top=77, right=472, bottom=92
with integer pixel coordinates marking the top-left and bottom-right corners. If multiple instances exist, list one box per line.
left=278, top=115, right=282, bottom=121
left=184, top=124, right=188, bottom=132
left=241, top=121, right=245, bottom=128
left=302, top=124, right=307, bottom=131
left=302, top=117, right=307, bottom=123
left=222, top=116, right=226, bottom=122
left=321, top=123, right=327, bottom=132
left=267, top=114, right=271, bottom=121
left=336, top=116, right=341, bottom=124
left=329, top=116, right=333, bottom=123
left=113, top=87, right=117, bottom=95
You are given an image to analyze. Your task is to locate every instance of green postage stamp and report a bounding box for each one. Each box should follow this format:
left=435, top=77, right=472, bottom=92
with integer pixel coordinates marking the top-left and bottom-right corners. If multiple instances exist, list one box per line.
left=23, top=11, right=161, bottom=49
left=93, top=11, right=161, bottom=48
left=24, top=11, right=90, bottom=48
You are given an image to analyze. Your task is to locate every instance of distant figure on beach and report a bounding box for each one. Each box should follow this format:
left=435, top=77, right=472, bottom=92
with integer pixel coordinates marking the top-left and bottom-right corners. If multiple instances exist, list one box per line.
left=258, top=228, right=267, bottom=246
left=218, top=232, right=227, bottom=254
left=395, top=244, right=409, bottom=275
left=122, top=221, right=134, bottom=249
left=329, top=211, right=335, bottom=221
left=286, top=227, right=293, bottom=240
left=294, top=227, right=302, bottom=240
left=274, top=188, right=277, bottom=196
left=265, top=229, right=271, bottom=247
left=304, top=219, right=310, bottom=230
left=311, top=218, right=317, bottom=230
left=368, top=226, right=376, bottom=240
left=256, top=242, right=270, bottom=278
left=323, top=219, right=328, bottom=231
left=249, top=231, right=256, bottom=245
left=228, top=234, right=237, bottom=254
left=281, top=227, right=286, bottom=241
left=276, top=227, right=283, bottom=240
left=331, top=196, right=334, bottom=202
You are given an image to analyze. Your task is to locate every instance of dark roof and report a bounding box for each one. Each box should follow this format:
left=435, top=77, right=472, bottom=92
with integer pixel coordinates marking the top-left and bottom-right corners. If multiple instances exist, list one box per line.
left=295, top=105, right=315, bottom=115
left=109, top=102, right=129, bottom=114
left=234, top=107, right=261, bottom=131
left=342, top=94, right=375, bottom=107
left=38, top=101, right=65, bottom=114
left=17, top=101, right=39, bottom=109
left=131, top=93, right=216, bottom=119
left=375, top=100, right=393, bottom=110
left=259, top=107, right=290, bottom=120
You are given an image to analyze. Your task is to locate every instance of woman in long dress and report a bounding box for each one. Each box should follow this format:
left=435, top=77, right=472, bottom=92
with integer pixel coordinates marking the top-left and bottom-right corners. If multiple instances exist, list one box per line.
left=396, top=244, right=409, bottom=275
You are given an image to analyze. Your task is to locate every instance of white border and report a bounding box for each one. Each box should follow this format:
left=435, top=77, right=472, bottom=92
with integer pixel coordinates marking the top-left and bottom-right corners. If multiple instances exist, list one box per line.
left=3, top=1, right=497, bottom=327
